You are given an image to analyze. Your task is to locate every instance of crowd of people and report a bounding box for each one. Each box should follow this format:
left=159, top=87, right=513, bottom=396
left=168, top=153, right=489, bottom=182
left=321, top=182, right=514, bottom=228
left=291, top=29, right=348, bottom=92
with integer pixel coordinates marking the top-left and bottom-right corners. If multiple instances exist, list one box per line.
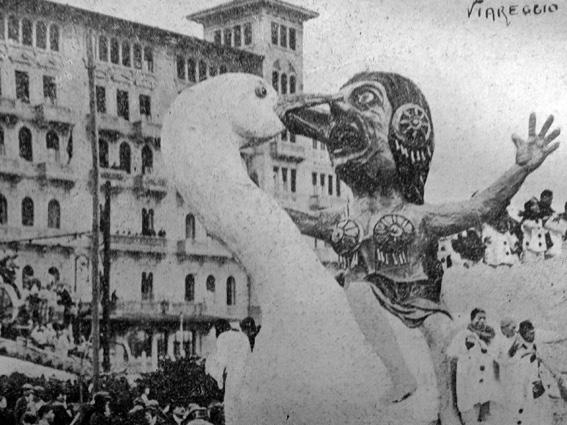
left=448, top=308, right=566, bottom=424
left=442, top=189, right=567, bottom=268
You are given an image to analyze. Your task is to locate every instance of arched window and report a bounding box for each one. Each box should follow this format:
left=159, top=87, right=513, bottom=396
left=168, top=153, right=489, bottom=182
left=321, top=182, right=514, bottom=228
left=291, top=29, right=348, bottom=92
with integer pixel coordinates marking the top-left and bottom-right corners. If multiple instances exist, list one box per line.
left=141, top=272, right=153, bottom=301
left=185, top=274, right=195, bottom=302
left=133, top=43, right=142, bottom=69
left=206, top=275, right=215, bottom=292
left=46, top=130, right=60, bottom=162
left=272, top=71, right=279, bottom=92
left=280, top=73, right=287, bottom=95
left=22, top=197, right=34, bottom=226
left=289, top=75, right=296, bottom=94
left=119, top=142, right=131, bottom=173
left=226, top=276, right=236, bottom=306
left=99, top=139, right=109, bottom=168
left=110, top=38, right=119, bottom=64
left=141, top=145, right=153, bottom=174
left=8, top=16, right=18, bottom=42
left=0, top=127, right=5, bottom=155
left=21, top=18, right=32, bottom=46
left=22, top=265, right=34, bottom=286
left=49, top=24, right=59, bottom=51
left=36, top=21, right=47, bottom=49
left=48, top=199, right=60, bottom=229
left=121, top=40, right=131, bottom=67
left=185, top=214, right=195, bottom=240
left=19, top=127, right=32, bottom=162
left=142, top=208, right=149, bottom=236
left=98, top=35, right=108, bottom=61
left=0, top=193, right=7, bottom=224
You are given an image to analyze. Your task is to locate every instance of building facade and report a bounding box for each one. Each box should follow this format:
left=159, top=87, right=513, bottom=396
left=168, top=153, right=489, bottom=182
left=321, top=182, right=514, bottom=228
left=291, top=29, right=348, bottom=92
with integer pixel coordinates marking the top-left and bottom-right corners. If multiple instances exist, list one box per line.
left=0, top=0, right=349, bottom=372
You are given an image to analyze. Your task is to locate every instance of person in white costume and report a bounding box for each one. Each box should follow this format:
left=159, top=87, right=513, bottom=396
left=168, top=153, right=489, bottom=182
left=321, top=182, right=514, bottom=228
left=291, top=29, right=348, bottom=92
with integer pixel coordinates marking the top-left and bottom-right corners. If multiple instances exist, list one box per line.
left=482, top=216, right=520, bottom=267
left=205, top=319, right=251, bottom=422
left=447, top=308, right=499, bottom=424
left=519, top=198, right=546, bottom=263
left=543, top=210, right=567, bottom=258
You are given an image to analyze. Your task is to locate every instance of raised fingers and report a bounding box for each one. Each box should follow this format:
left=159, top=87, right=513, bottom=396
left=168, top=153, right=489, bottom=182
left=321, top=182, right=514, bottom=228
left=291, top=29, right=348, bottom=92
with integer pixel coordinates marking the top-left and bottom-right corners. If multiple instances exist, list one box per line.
left=539, top=115, right=554, bottom=138
left=511, top=133, right=524, bottom=148
left=544, top=128, right=561, bottom=145
left=529, top=112, right=537, bottom=137
left=543, top=141, right=560, bottom=156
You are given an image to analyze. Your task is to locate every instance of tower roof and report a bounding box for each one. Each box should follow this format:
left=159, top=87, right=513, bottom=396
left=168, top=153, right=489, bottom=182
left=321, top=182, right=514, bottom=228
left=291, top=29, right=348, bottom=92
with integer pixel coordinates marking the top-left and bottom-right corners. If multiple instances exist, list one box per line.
left=187, top=0, right=319, bottom=26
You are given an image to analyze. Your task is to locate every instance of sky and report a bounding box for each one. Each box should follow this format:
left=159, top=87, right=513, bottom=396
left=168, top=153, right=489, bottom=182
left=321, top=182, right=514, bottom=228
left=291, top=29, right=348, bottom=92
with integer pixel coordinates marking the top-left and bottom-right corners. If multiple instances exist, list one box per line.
left=55, top=0, right=567, bottom=214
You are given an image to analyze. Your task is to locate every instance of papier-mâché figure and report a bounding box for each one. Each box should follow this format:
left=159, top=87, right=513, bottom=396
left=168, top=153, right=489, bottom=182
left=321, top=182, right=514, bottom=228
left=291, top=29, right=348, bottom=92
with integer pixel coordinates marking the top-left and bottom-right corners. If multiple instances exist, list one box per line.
left=280, top=71, right=560, bottom=422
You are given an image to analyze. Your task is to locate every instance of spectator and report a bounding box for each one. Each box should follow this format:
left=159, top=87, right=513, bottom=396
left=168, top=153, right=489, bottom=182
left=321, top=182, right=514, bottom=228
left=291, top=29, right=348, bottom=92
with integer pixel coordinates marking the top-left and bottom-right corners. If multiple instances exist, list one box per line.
left=89, top=392, right=111, bottom=425
left=166, top=404, right=187, bottom=425
left=447, top=308, right=498, bottom=425
left=143, top=404, right=159, bottom=425
left=51, top=392, right=72, bottom=425
left=538, top=189, right=554, bottom=224
left=22, top=413, right=38, bottom=425
left=0, top=395, right=16, bottom=425
left=30, top=324, right=50, bottom=349
left=15, top=384, right=35, bottom=422
left=543, top=211, right=567, bottom=258
left=239, top=317, right=260, bottom=351
left=482, top=215, right=520, bottom=267
left=519, top=198, right=546, bottom=263
left=37, top=405, right=55, bottom=425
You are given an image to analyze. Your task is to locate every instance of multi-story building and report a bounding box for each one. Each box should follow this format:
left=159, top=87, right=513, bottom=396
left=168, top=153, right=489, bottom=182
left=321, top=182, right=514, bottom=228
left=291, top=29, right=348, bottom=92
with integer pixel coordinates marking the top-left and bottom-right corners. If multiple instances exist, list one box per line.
left=0, top=0, right=350, bottom=372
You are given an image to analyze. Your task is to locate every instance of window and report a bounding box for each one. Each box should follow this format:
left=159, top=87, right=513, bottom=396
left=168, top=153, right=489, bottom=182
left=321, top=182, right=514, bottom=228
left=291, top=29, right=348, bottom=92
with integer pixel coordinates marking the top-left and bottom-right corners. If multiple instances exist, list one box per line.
left=43, top=76, right=57, bottom=103
left=290, top=75, right=296, bottom=94
left=141, top=272, right=154, bottom=301
left=185, top=214, right=195, bottom=240
left=185, top=275, right=195, bottom=302
left=176, top=55, right=185, bottom=79
left=119, top=142, right=131, bottom=173
left=21, top=19, right=32, bottom=46
left=133, top=44, right=142, bottom=69
left=46, top=130, right=59, bottom=162
left=141, top=208, right=155, bottom=236
left=291, top=169, right=297, bottom=193
left=187, top=59, right=196, bottom=82
left=99, top=139, right=109, bottom=168
left=312, top=139, right=317, bottom=149
left=143, top=47, right=153, bottom=72
left=19, top=127, right=32, bottom=161
left=139, top=94, right=151, bottom=118
left=96, top=86, right=106, bottom=113
left=280, top=25, right=287, bottom=48
left=36, top=22, right=47, bottom=49
left=233, top=25, right=241, bottom=47
left=320, top=173, right=325, bottom=188
left=328, top=175, right=333, bottom=196
left=282, top=167, right=288, bottom=190
left=121, top=41, right=131, bottom=67
left=336, top=175, right=341, bottom=197
left=110, top=38, right=119, bottom=64
left=0, top=128, right=5, bottom=155
left=0, top=194, right=7, bottom=225
left=226, top=276, right=236, bottom=306
left=117, top=90, right=129, bottom=120
left=214, top=30, right=221, bottom=45
left=49, top=24, right=59, bottom=51
left=281, top=130, right=287, bottom=141
left=312, top=172, right=317, bottom=187
left=281, top=74, right=287, bottom=95
left=98, top=36, right=108, bottom=61
left=8, top=16, right=18, bottom=42
left=15, top=71, right=30, bottom=103
left=272, top=71, right=279, bottom=92
left=198, top=60, right=207, bottom=81
left=219, top=64, right=227, bottom=74
left=271, top=22, right=278, bottom=45
left=141, top=145, right=153, bottom=174
left=22, top=197, right=34, bottom=226
left=206, top=275, right=215, bottom=292
left=223, top=28, right=231, bottom=46
left=273, top=167, right=279, bottom=188
left=47, top=199, right=60, bottom=229
left=289, top=28, right=296, bottom=50
left=244, top=23, right=252, bottom=45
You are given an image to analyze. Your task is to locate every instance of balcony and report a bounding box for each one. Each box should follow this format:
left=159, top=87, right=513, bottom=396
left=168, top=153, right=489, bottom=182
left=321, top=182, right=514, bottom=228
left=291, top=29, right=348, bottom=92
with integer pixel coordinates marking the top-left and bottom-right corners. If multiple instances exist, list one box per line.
left=34, top=103, right=75, bottom=131
left=97, top=114, right=132, bottom=140
left=110, top=234, right=168, bottom=255
left=112, top=300, right=246, bottom=322
left=133, top=118, right=161, bottom=143
left=37, top=162, right=77, bottom=187
left=133, top=174, right=168, bottom=198
left=270, top=140, right=306, bottom=163
left=177, top=239, right=232, bottom=260
left=204, top=303, right=247, bottom=321
left=100, top=168, right=131, bottom=192
left=0, top=156, right=36, bottom=181
left=309, top=194, right=346, bottom=211
left=0, top=98, right=34, bottom=126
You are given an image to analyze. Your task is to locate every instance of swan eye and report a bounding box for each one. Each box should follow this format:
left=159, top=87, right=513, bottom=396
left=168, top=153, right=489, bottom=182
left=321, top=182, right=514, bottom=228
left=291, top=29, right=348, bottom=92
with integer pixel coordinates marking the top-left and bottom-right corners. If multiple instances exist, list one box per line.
left=255, top=85, right=268, bottom=98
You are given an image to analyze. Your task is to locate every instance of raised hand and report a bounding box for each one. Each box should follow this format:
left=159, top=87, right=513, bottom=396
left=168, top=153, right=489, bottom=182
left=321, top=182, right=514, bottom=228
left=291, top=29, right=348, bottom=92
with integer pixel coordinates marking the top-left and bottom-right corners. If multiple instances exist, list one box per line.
left=512, top=113, right=561, bottom=171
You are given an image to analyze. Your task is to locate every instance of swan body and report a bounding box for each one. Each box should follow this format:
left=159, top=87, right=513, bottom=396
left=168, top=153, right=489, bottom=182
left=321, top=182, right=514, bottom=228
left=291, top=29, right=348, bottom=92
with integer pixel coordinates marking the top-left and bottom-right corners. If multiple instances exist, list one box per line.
left=161, top=74, right=438, bottom=424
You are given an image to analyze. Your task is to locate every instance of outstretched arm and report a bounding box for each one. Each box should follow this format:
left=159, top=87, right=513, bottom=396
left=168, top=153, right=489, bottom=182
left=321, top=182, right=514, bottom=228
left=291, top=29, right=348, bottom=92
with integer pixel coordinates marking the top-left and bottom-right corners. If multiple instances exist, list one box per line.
left=285, top=207, right=344, bottom=242
left=425, top=113, right=560, bottom=237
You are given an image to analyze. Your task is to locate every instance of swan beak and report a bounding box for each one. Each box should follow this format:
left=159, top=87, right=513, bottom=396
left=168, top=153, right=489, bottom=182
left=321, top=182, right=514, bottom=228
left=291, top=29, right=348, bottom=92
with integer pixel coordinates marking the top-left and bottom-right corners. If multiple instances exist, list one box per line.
left=275, top=93, right=342, bottom=142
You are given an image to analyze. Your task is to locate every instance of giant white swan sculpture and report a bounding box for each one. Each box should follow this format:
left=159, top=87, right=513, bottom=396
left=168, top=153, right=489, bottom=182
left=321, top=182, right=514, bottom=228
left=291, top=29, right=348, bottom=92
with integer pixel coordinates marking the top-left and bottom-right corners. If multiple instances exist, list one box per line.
left=161, top=74, right=437, bottom=425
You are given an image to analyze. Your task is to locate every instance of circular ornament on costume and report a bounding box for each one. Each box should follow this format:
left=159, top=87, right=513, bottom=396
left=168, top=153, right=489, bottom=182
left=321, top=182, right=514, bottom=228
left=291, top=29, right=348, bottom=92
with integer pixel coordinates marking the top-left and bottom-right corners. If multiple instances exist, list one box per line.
left=392, top=103, right=431, bottom=147
left=373, top=214, right=416, bottom=254
left=330, top=219, right=363, bottom=256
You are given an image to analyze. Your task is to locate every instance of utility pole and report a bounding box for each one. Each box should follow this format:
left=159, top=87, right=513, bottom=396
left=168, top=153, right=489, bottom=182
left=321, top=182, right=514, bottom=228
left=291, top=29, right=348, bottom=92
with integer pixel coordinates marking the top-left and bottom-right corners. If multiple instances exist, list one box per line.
left=101, top=181, right=111, bottom=372
left=86, top=30, right=101, bottom=391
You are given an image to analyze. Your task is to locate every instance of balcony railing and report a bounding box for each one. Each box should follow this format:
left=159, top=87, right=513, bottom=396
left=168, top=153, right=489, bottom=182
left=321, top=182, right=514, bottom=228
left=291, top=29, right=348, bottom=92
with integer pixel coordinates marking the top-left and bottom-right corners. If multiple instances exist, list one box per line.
left=0, top=156, right=36, bottom=181
left=37, top=162, right=77, bottom=187
left=133, top=174, right=168, bottom=197
left=34, top=103, right=75, bottom=130
left=0, top=98, right=35, bottom=125
left=133, top=118, right=161, bottom=142
left=270, top=140, right=306, bottom=163
left=98, top=114, right=132, bottom=140
left=177, top=239, right=232, bottom=259
left=309, top=194, right=346, bottom=211
left=112, top=300, right=246, bottom=321
left=110, top=234, right=168, bottom=255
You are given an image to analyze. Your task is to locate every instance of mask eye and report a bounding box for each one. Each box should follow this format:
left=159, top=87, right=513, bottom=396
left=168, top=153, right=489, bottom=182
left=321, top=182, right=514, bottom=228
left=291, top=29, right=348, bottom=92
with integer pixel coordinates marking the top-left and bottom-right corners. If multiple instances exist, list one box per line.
left=357, top=91, right=376, bottom=105
left=350, top=86, right=383, bottom=111
left=255, top=85, right=267, bottom=98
